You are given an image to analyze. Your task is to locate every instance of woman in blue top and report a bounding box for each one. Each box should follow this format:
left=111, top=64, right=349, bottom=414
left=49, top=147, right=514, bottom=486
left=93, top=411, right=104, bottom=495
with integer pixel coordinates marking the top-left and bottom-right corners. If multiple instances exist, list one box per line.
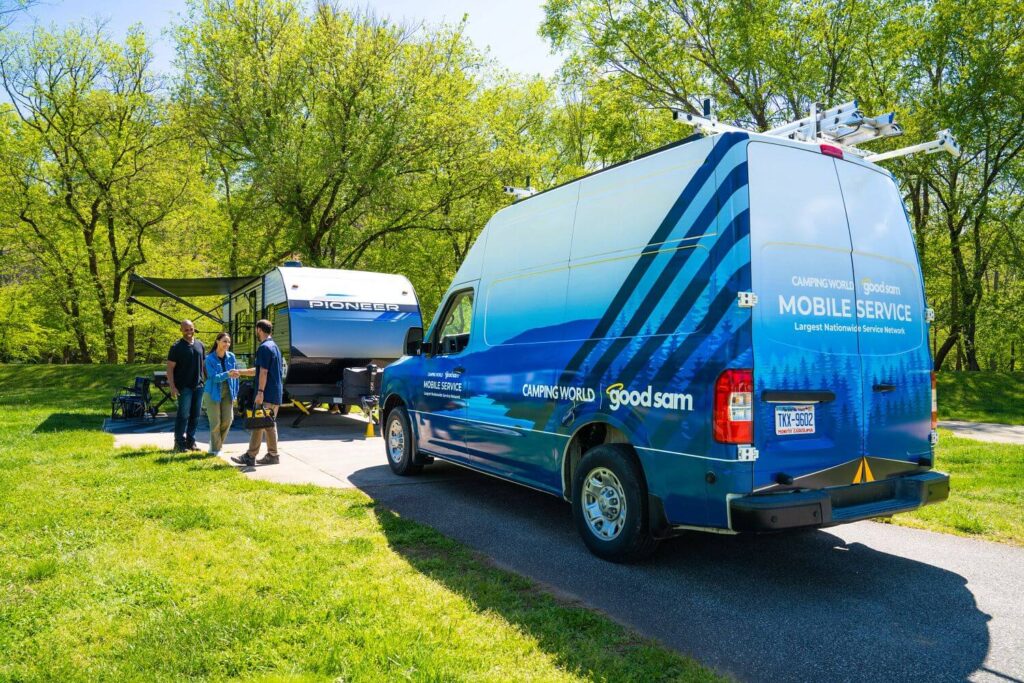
left=203, top=332, right=241, bottom=455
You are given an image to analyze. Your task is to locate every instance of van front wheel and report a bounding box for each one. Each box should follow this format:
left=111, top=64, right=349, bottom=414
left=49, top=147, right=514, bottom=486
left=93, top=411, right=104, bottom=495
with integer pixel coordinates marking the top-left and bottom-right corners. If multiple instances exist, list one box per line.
left=572, top=444, right=658, bottom=562
left=384, top=406, right=421, bottom=476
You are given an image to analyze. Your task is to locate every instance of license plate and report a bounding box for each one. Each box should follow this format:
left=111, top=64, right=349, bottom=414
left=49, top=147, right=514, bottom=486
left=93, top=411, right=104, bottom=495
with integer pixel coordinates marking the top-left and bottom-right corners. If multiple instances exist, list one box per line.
left=775, top=404, right=815, bottom=435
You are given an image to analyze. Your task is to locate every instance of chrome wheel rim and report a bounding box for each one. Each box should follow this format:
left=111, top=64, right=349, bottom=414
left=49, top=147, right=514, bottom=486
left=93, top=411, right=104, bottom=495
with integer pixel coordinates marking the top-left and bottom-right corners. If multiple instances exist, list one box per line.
left=582, top=467, right=626, bottom=541
left=387, top=418, right=405, bottom=464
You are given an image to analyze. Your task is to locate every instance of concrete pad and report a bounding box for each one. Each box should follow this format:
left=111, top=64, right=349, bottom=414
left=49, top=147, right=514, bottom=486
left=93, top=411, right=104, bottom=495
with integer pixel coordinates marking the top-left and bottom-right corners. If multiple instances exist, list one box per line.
left=939, top=420, right=1024, bottom=444
left=111, top=409, right=469, bottom=489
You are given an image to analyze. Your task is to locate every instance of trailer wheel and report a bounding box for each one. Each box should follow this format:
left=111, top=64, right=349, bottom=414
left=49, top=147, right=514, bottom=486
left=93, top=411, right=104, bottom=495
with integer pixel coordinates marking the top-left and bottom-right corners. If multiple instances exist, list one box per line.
left=572, top=444, right=658, bottom=562
left=384, top=406, right=421, bottom=476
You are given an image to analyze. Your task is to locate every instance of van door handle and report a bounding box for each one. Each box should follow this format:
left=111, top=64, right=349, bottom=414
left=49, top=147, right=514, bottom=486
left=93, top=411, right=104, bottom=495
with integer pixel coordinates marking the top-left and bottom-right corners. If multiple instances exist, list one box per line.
left=762, top=390, right=835, bottom=403
left=873, top=383, right=897, bottom=393
left=452, top=366, right=465, bottom=375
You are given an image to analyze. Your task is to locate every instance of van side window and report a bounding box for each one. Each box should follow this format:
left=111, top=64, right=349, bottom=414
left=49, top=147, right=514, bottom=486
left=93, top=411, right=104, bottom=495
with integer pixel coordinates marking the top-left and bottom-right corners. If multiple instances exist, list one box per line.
left=436, top=290, right=474, bottom=355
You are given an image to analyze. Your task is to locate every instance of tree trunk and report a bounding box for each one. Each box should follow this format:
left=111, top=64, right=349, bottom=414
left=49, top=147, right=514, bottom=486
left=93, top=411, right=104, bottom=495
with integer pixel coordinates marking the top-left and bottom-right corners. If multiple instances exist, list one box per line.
left=963, top=303, right=981, bottom=371
left=102, top=307, right=118, bottom=364
left=934, top=332, right=958, bottom=370
left=58, top=274, right=92, bottom=363
left=126, top=303, right=136, bottom=363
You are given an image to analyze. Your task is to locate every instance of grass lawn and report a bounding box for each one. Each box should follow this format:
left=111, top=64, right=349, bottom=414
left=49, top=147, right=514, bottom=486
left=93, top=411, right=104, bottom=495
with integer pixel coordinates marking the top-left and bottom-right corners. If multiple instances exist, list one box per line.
left=889, top=430, right=1024, bottom=545
left=0, top=365, right=714, bottom=682
left=936, top=371, right=1024, bottom=425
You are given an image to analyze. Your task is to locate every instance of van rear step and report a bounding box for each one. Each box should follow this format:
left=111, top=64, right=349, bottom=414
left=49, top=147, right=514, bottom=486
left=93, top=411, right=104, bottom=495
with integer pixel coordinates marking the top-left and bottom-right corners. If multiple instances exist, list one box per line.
left=730, top=471, right=949, bottom=532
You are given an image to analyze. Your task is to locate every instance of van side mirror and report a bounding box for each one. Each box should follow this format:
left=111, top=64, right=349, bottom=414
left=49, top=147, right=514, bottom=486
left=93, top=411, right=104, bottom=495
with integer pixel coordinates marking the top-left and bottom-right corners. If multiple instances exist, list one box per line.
left=404, top=327, right=424, bottom=356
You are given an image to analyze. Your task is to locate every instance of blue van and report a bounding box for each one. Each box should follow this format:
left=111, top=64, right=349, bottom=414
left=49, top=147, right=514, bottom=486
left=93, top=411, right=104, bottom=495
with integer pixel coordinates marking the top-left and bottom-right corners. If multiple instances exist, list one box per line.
left=381, top=131, right=950, bottom=561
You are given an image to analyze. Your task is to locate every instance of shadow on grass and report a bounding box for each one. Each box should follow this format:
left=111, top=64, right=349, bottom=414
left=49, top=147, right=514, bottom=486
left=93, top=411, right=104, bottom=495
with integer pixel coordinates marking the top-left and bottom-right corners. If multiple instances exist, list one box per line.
left=115, top=449, right=160, bottom=459
left=370, top=505, right=701, bottom=680
left=114, top=448, right=216, bottom=465
left=154, top=452, right=216, bottom=465
left=361, top=464, right=994, bottom=682
left=33, top=413, right=101, bottom=433
left=114, top=448, right=217, bottom=466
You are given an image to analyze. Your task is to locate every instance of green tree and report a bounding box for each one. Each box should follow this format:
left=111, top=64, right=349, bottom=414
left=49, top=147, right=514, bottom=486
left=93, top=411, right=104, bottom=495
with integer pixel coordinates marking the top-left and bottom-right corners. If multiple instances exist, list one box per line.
left=542, top=0, right=1024, bottom=371
left=0, top=23, right=204, bottom=362
left=178, top=1, right=495, bottom=269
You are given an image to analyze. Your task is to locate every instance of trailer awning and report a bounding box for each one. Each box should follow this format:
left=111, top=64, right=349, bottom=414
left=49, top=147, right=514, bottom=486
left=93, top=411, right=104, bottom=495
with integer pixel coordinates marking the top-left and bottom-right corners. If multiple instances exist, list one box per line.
left=127, top=273, right=262, bottom=327
left=128, top=274, right=261, bottom=298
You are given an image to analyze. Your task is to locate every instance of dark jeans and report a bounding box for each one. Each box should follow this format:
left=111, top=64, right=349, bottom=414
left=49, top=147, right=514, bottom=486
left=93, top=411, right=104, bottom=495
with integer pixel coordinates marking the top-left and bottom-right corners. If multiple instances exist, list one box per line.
left=174, top=386, right=204, bottom=448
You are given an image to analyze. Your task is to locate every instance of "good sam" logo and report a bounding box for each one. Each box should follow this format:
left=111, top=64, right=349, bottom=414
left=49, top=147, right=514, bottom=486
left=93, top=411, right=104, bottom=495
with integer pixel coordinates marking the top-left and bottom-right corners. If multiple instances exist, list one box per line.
left=605, top=383, right=694, bottom=412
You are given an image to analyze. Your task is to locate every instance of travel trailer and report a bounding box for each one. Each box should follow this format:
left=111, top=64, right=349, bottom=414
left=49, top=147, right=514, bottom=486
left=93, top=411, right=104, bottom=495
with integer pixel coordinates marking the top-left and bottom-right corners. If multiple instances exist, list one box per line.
left=378, top=102, right=954, bottom=561
left=129, top=264, right=422, bottom=417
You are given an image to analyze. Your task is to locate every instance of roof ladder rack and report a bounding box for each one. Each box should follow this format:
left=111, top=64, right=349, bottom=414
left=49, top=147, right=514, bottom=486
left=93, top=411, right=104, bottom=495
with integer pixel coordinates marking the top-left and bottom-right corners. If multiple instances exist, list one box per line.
left=674, top=98, right=959, bottom=163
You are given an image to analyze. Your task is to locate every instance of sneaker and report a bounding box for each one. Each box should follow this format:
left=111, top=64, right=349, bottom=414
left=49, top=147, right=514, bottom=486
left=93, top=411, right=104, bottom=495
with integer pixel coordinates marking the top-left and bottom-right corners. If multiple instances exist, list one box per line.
left=256, top=454, right=280, bottom=465
left=185, top=441, right=199, bottom=452
left=208, top=449, right=220, bottom=456
left=173, top=443, right=187, bottom=453
left=231, top=454, right=256, bottom=467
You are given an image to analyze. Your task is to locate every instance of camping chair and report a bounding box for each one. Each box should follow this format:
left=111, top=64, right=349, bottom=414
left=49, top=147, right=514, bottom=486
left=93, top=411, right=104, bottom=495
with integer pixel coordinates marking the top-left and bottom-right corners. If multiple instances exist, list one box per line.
left=111, top=376, right=154, bottom=419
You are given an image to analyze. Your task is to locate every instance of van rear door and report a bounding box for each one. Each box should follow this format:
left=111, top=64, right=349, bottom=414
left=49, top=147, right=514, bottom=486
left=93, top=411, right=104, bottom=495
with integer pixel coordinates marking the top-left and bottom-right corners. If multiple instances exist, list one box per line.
left=748, top=141, right=866, bottom=490
left=748, top=141, right=931, bottom=492
left=835, top=162, right=932, bottom=468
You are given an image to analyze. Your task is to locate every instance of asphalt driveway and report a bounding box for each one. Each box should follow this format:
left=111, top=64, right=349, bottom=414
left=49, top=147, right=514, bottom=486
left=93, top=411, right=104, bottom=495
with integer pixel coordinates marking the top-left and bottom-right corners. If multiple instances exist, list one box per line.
left=353, top=461, right=1021, bottom=683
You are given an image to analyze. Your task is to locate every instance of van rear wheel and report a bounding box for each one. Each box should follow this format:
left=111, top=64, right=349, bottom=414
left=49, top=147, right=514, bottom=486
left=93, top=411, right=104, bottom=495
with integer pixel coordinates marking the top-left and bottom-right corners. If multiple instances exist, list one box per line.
left=572, top=444, right=658, bottom=562
left=384, top=406, right=421, bottom=476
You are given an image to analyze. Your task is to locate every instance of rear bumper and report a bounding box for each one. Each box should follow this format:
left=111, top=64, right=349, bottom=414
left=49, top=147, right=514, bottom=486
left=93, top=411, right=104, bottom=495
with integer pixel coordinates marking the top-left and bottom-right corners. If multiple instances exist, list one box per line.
left=729, top=471, right=950, bottom=532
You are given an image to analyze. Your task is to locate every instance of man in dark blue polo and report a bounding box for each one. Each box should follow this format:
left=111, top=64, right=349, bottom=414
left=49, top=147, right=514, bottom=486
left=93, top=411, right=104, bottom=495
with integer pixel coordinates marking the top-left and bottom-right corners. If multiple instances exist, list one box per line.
left=232, top=319, right=283, bottom=467
left=167, top=319, right=205, bottom=452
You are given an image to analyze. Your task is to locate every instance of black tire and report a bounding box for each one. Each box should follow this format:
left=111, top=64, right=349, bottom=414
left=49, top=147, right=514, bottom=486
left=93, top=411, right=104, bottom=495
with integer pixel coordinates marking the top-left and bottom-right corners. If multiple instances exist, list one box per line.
left=571, top=444, right=659, bottom=562
left=384, top=406, right=422, bottom=476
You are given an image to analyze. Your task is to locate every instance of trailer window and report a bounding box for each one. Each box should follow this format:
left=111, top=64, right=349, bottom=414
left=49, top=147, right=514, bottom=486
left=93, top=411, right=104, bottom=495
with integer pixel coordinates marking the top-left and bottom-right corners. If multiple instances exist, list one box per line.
left=435, top=289, right=474, bottom=355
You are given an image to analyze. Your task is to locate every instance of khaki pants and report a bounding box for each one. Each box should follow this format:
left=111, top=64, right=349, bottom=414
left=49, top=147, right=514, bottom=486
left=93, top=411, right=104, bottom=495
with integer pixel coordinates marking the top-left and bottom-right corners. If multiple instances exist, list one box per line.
left=203, top=392, right=234, bottom=453
left=245, top=403, right=279, bottom=457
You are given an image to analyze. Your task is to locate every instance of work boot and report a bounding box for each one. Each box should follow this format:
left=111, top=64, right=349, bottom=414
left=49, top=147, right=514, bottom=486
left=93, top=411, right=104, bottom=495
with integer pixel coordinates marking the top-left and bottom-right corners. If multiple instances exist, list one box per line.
left=231, top=454, right=256, bottom=467
left=256, top=454, right=280, bottom=465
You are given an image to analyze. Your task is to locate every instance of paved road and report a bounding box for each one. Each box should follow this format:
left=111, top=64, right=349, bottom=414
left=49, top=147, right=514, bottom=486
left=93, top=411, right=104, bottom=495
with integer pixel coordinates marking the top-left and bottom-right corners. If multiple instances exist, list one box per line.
left=939, top=420, right=1024, bottom=445
left=111, top=412, right=1023, bottom=682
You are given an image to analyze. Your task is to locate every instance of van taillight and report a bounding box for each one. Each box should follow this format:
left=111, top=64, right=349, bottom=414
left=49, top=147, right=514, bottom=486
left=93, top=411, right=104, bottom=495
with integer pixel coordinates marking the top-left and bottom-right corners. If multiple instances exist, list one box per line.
left=931, top=372, right=938, bottom=430
left=714, top=369, right=753, bottom=444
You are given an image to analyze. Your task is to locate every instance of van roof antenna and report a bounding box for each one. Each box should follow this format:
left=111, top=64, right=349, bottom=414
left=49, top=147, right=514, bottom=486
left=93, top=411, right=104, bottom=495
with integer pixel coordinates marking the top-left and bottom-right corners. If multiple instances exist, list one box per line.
left=671, top=97, right=749, bottom=135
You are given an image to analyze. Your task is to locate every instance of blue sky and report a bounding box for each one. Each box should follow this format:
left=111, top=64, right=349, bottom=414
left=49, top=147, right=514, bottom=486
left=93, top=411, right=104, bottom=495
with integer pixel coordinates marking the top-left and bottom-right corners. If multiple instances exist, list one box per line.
left=12, top=0, right=564, bottom=78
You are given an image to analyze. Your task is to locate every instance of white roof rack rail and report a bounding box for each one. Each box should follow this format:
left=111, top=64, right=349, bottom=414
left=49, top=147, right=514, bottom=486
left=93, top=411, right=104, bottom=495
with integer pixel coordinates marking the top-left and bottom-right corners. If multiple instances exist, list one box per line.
left=866, top=129, right=961, bottom=162
left=672, top=98, right=959, bottom=163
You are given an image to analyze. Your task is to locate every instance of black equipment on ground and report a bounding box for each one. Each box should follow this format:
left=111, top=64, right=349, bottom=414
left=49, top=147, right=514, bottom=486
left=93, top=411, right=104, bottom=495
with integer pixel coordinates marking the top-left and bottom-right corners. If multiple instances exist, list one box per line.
left=111, top=376, right=154, bottom=419
left=150, top=371, right=174, bottom=414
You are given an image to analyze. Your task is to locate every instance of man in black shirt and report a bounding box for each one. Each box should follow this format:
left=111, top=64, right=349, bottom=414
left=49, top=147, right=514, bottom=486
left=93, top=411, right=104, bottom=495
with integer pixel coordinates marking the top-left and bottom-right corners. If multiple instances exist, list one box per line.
left=167, top=319, right=206, bottom=452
